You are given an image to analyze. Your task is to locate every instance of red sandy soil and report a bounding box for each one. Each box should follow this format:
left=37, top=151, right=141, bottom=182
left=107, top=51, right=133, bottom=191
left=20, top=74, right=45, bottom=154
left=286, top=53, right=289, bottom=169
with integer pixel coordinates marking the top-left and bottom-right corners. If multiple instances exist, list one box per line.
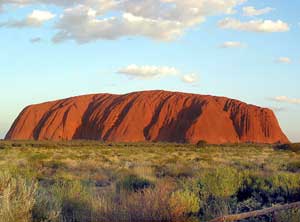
left=5, top=90, right=289, bottom=144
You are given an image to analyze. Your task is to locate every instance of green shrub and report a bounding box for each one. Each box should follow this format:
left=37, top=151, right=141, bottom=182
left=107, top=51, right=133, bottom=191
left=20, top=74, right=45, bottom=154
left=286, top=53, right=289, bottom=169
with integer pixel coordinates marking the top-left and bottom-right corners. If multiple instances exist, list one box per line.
left=196, top=167, right=242, bottom=220
left=236, top=197, right=262, bottom=213
left=275, top=143, right=300, bottom=152
left=92, top=181, right=175, bottom=222
left=271, top=173, right=300, bottom=202
left=52, top=180, right=92, bottom=222
left=274, top=208, right=300, bottom=222
left=237, top=172, right=300, bottom=207
left=199, top=167, right=242, bottom=198
left=0, top=170, right=37, bottom=222
left=200, top=196, right=236, bottom=221
left=169, top=189, right=200, bottom=218
left=32, top=186, right=61, bottom=222
left=120, top=182, right=174, bottom=222
left=285, top=161, right=300, bottom=172
left=0, top=143, right=7, bottom=149
left=117, top=175, right=153, bottom=192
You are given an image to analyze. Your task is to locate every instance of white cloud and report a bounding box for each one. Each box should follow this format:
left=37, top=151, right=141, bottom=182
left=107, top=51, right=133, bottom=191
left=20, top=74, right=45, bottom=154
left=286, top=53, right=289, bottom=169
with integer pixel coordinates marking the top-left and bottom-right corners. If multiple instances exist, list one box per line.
left=118, top=64, right=179, bottom=79
left=271, top=96, right=300, bottom=105
left=120, top=0, right=246, bottom=26
left=219, top=18, right=290, bottom=33
left=52, top=5, right=185, bottom=43
left=220, top=41, right=244, bottom=48
left=0, top=10, right=55, bottom=28
left=276, top=57, right=292, bottom=64
left=118, top=64, right=199, bottom=84
left=243, top=6, right=274, bottom=16
left=41, top=0, right=245, bottom=43
left=182, top=73, right=199, bottom=84
left=28, top=10, right=55, bottom=22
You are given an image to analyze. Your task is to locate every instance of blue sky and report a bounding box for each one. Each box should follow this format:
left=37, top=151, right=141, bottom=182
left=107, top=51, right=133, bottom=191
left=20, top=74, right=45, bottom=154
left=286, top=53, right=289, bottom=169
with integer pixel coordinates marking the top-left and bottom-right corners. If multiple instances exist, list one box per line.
left=0, top=0, right=299, bottom=142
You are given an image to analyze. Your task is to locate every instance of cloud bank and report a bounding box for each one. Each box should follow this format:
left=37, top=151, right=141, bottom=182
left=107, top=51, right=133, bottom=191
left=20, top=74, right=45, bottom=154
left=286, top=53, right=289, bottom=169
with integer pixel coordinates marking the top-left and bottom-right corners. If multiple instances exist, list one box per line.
left=219, top=18, right=289, bottom=33
left=0, top=0, right=247, bottom=43
left=271, top=96, right=300, bottom=105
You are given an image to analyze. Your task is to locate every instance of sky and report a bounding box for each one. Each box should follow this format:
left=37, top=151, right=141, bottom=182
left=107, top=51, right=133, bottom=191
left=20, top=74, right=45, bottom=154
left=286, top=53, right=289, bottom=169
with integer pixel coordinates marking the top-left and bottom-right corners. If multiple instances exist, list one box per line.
left=0, top=0, right=299, bottom=142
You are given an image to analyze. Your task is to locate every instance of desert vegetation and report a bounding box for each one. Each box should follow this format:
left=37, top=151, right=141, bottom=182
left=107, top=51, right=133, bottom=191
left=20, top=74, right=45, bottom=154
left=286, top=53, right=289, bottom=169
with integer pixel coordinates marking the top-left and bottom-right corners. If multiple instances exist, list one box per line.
left=0, top=141, right=299, bottom=222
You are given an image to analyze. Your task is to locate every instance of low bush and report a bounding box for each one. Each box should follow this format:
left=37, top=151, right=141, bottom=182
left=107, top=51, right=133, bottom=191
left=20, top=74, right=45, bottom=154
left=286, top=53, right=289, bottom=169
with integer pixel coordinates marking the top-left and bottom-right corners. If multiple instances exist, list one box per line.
left=120, top=182, right=174, bottom=222
left=156, top=164, right=194, bottom=179
left=200, top=196, right=237, bottom=221
left=275, top=143, right=300, bottom=152
left=196, top=140, right=208, bottom=148
left=274, top=208, right=300, bottom=222
left=285, top=161, right=300, bottom=172
left=32, top=187, right=61, bottom=222
left=199, top=167, right=242, bottom=198
left=0, top=170, right=37, bottom=222
left=91, top=181, right=176, bottom=222
left=117, top=175, right=153, bottom=192
left=169, top=189, right=200, bottom=218
left=237, top=172, right=300, bottom=207
left=196, top=167, right=243, bottom=220
left=52, top=180, right=92, bottom=222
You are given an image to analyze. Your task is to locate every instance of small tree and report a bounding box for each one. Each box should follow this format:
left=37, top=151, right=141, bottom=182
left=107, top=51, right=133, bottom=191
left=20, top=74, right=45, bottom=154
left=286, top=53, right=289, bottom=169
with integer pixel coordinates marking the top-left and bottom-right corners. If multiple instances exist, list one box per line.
left=196, top=140, right=208, bottom=148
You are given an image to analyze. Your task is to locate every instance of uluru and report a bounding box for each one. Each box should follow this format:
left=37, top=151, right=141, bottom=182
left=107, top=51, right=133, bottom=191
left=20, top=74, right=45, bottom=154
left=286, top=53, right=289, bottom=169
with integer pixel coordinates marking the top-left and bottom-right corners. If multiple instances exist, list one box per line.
left=5, top=90, right=289, bottom=144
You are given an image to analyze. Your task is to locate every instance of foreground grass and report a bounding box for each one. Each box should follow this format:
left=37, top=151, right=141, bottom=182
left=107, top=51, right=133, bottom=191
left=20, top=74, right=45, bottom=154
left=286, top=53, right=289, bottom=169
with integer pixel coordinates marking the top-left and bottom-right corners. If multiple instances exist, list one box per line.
left=0, top=141, right=299, bottom=222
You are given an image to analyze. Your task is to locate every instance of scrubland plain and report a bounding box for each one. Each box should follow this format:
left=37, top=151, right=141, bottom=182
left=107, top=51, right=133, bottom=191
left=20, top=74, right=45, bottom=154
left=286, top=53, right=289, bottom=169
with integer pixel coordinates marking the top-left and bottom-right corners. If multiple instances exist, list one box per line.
left=0, top=141, right=299, bottom=222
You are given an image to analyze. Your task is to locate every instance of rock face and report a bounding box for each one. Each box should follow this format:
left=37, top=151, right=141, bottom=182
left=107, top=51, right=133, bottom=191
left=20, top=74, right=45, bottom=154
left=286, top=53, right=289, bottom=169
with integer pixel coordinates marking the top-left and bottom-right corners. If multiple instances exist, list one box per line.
left=5, top=90, right=289, bottom=144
